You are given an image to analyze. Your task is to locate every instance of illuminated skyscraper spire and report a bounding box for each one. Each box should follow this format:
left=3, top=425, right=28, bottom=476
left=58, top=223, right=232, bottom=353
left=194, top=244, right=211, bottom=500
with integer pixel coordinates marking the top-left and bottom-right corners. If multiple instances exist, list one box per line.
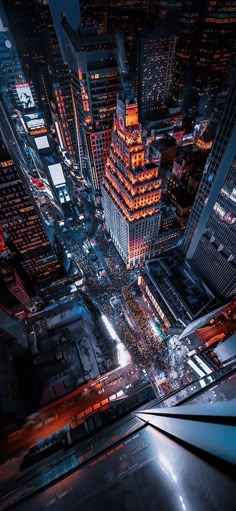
left=102, top=78, right=162, bottom=268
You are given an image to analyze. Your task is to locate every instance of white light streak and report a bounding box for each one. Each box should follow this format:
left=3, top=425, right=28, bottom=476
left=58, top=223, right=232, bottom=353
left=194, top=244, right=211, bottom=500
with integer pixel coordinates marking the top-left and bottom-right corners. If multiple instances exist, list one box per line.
left=101, top=315, right=131, bottom=367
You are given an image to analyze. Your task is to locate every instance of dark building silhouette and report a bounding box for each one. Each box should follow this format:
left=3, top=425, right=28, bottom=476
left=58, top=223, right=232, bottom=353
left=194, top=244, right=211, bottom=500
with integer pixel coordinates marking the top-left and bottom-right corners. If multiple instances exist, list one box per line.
left=182, top=70, right=236, bottom=298
left=0, top=232, right=31, bottom=315
left=137, top=23, right=177, bottom=119
left=80, top=0, right=159, bottom=93
left=173, top=0, right=236, bottom=119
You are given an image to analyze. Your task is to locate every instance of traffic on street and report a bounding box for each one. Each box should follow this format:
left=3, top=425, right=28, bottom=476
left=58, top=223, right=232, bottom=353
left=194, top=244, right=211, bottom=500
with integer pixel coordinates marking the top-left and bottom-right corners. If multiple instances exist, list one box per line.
left=6, top=363, right=148, bottom=458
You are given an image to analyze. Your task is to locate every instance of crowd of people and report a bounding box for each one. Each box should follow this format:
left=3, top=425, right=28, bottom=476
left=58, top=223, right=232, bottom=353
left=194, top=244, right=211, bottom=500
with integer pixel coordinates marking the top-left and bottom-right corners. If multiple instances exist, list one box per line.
left=122, top=286, right=164, bottom=363
left=63, top=219, right=190, bottom=396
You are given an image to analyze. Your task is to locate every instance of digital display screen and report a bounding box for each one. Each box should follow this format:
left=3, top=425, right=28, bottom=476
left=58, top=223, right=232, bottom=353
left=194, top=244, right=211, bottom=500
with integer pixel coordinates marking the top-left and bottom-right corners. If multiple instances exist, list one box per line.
left=48, top=163, right=65, bottom=186
left=15, top=83, right=35, bottom=109
left=34, top=136, right=49, bottom=150
left=24, top=112, right=45, bottom=131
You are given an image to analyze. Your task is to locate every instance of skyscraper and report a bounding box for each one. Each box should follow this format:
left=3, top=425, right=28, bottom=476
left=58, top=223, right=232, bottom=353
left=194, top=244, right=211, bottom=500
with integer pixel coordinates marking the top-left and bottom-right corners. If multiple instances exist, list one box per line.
left=182, top=69, right=236, bottom=298
left=101, top=79, right=162, bottom=268
left=34, top=0, right=78, bottom=160
left=172, top=0, right=201, bottom=116
left=79, top=1, right=159, bottom=93
left=137, top=23, right=177, bottom=119
left=173, top=0, right=236, bottom=119
left=62, top=20, right=120, bottom=189
left=48, top=0, right=81, bottom=58
left=3, top=0, right=78, bottom=160
left=2, top=0, right=51, bottom=120
left=0, top=0, right=31, bottom=148
left=189, top=0, right=236, bottom=119
left=0, top=141, right=63, bottom=287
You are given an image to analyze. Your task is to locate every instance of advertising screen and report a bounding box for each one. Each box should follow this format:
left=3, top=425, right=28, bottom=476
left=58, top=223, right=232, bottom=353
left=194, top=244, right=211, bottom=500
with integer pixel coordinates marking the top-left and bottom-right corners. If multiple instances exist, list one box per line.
left=48, top=163, right=65, bottom=186
left=24, top=112, right=45, bottom=131
left=15, top=83, right=35, bottom=109
left=35, top=136, right=49, bottom=150
left=30, top=128, right=47, bottom=136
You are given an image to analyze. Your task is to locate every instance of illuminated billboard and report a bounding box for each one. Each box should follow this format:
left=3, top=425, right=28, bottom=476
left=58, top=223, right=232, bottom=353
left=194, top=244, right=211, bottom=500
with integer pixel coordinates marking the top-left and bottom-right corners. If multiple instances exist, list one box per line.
left=15, top=83, right=35, bottom=109
left=29, top=127, right=47, bottom=136
left=48, top=163, right=65, bottom=186
left=35, top=136, right=49, bottom=150
left=24, top=112, right=45, bottom=131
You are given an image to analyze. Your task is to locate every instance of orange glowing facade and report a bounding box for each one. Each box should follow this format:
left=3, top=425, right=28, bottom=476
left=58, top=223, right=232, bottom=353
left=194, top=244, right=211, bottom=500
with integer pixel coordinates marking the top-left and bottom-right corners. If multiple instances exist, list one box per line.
left=102, top=86, right=162, bottom=268
left=62, top=21, right=119, bottom=189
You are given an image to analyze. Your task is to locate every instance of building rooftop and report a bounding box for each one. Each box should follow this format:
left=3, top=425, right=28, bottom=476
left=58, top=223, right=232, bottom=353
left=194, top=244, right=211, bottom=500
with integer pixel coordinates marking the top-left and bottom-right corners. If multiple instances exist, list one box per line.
left=151, top=135, right=176, bottom=152
left=171, top=187, right=193, bottom=209
left=143, top=107, right=182, bottom=129
left=63, top=18, right=114, bottom=52
left=145, top=252, right=216, bottom=323
left=28, top=293, right=117, bottom=405
left=174, top=149, right=193, bottom=167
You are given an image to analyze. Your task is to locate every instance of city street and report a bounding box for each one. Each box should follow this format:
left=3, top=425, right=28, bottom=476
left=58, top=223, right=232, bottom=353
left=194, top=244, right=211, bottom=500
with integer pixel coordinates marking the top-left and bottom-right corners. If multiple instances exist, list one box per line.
left=6, top=364, right=147, bottom=458
left=58, top=188, right=194, bottom=393
left=0, top=191, right=184, bottom=478
left=0, top=192, right=188, bottom=475
left=0, top=2, right=235, bottom=509
left=61, top=211, right=163, bottom=366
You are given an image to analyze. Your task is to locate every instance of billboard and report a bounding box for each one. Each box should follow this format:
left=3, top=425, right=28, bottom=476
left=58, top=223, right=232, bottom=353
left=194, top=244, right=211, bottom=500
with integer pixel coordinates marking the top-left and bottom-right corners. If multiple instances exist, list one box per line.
left=48, top=163, right=65, bottom=186
left=35, top=136, right=49, bottom=150
left=24, top=112, right=45, bottom=131
left=15, top=83, right=35, bottom=109
left=29, top=127, right=47, bottom=136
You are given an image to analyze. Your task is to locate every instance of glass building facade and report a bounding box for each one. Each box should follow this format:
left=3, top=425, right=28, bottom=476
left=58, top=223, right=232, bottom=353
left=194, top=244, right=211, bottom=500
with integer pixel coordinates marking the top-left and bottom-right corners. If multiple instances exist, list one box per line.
left=182, top=70, right=236, bottom=298
left=1, top=364, right=236, bottom=511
